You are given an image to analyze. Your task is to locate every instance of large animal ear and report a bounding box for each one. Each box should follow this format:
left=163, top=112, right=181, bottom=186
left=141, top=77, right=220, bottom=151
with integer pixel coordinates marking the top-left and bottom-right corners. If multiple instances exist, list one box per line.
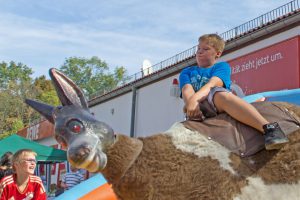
left=25, top=99, right=55, bottom=123
left=49, top=68, right=89, bottom=110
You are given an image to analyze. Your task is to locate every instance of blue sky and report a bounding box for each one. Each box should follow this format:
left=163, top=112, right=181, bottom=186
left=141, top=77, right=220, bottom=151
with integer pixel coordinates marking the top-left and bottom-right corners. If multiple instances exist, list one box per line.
left=0, top=0, right=293, bottom=78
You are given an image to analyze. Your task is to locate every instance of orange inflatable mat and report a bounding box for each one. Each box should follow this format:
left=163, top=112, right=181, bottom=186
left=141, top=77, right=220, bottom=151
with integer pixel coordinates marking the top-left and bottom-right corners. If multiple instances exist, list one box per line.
left=79, top=183, right=117, bottom=200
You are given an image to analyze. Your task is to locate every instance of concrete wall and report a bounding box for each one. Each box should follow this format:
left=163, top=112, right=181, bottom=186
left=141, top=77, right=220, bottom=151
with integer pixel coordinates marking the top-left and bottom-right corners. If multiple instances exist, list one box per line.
left=134, top=75, right=184, bottom=137
left=90, top=92, right=133, bottom=136
left=90, top=76, right=184, bottom=137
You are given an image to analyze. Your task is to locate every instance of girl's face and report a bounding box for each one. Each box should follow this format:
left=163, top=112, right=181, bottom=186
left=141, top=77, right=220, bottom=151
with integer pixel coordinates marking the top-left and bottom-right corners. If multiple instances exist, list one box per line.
left=196, top=41, right=221, bottom=68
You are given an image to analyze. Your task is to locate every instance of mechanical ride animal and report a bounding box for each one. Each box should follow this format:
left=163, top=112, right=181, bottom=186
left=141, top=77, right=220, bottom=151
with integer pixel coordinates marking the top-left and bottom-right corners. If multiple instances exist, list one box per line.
left=26, top=69, right=300, bottom=200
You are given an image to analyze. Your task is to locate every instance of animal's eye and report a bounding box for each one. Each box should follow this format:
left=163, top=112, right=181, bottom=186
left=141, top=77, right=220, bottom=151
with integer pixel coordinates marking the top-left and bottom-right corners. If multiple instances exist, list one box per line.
left=67, top=120, right=83, bottom=133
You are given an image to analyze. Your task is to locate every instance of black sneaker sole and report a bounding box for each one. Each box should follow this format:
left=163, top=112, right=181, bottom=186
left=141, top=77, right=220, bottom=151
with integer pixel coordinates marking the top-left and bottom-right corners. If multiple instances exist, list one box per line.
left=265, top=140, right=289, bottom=150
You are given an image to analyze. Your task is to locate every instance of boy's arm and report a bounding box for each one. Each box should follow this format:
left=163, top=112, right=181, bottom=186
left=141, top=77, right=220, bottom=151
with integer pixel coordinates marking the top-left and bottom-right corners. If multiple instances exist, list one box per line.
left=192, top=76, right=224, bottom=101
left=181, top=84, right=195, bottom=104
left=182, top=84, right=202, bottom=119
left=61, top=178, right=67, bottom=189
left=183, top=76, right=223, bottom=118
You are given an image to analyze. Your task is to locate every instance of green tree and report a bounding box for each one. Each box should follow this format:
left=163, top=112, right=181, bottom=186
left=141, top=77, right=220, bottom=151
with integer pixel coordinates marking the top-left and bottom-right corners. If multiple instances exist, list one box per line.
left=0, top=61, right=33, bottom=89
left=0, top=62, right=54, bottom=138
left=34, top=75, right=60, bottom=106
left=0, top=62, right=35, bottom=113
left=0, top=62, right=35, bottom=137
left=0, top=56, right=125, bottom=139
left=59, top=56, right=128, bottom=97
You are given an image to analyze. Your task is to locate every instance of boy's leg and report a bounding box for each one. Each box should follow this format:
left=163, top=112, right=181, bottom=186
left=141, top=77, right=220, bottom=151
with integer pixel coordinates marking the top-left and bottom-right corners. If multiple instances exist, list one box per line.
left=212, top=89, right=289, bottom=150
left=213, top=91, right=267, bottom=132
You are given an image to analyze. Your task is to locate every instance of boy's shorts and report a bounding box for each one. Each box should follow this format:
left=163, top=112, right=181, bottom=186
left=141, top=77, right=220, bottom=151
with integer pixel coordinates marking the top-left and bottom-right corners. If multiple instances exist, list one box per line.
left=200, top=87, right=231, bottom=118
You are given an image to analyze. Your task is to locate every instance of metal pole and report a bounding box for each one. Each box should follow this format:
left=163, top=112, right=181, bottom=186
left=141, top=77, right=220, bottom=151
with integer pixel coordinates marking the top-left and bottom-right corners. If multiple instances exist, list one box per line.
left=130, top=87, right=137, bottom=137
left=46, top=164, right=51, bottom=193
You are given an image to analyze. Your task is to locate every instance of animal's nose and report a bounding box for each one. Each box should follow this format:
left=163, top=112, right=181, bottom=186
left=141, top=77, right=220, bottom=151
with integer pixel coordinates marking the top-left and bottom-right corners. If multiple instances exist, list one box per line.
left=68, top=146, right=91, bottom=162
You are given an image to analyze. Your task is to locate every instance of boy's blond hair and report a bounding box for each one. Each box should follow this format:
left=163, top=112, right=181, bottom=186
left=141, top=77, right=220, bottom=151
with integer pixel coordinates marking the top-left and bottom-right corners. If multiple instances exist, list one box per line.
left=198, top=34, right=225, bottom=53
left=12, top=149, right=37, bottom=164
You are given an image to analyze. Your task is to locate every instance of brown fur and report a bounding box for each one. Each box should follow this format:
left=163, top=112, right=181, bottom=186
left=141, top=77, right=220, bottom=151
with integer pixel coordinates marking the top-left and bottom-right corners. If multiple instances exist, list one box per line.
left=238, top=102, right=300, bottom=184
left=100, top=102, right=300, bottom=200
left=230, top=129, right=300, bottom=184
left=102, top=135, right=143, bottom=184
left=103, top=134, right=245, bottom=200
left=257, top=131, right=300, bottom=184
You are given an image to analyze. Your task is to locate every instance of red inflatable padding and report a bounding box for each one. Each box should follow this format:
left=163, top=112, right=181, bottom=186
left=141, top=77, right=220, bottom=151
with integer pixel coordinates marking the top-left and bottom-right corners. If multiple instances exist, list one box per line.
left=78, top=183, right=117, bottom=200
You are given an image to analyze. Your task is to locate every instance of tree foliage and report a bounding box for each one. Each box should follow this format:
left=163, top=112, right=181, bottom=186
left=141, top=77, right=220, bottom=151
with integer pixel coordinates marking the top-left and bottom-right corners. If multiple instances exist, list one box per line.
left=34, top=76, right=60, bottom=106
left=0, top=62, right=59, bottom=138
left=59, top=56, right=128, bottom=97
left=0, top=56, right=127, bottom=139
left=0, top=62, right=35, bottom=137
left=0, top=61, right=33, bottom=88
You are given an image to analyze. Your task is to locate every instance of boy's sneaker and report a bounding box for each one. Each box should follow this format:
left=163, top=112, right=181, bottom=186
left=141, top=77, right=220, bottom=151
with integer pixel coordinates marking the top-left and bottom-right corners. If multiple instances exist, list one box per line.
left=263, top=122, right=289, bottom=150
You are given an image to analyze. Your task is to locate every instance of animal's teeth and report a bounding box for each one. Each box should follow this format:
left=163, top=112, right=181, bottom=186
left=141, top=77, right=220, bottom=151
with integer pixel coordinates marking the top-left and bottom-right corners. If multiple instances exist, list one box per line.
left=76, top=149, right=96, bottom=169
left=87, top=155, right=100, bottom=172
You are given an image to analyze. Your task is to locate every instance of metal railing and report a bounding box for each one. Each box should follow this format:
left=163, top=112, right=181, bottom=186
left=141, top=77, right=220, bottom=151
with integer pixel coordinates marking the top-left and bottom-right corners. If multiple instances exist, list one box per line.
left=121, top=46, right=197, bottom=85
left=89, top=0, right=299, bottom=100
left=221, top=0, right=299, bottom=40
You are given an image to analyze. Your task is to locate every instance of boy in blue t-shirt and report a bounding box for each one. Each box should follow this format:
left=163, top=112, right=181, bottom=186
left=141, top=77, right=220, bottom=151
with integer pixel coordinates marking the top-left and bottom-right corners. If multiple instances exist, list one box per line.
left=179, top=33, right=289, bottom=150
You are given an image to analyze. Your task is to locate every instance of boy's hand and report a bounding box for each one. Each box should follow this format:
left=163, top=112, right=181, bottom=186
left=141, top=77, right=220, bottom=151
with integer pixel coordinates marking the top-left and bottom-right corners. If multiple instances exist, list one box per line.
left=184, top=97, right=203, bottom=120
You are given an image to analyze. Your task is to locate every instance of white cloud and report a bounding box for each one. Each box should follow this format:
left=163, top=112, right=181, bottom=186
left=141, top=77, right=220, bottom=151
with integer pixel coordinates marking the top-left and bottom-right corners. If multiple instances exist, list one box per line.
left=0, top=0, right=293, bottom=77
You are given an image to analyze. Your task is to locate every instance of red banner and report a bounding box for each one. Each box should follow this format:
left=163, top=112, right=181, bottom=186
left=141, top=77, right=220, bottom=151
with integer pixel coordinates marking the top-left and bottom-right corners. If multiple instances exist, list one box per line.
left=229, top=36, right=299, bottom=95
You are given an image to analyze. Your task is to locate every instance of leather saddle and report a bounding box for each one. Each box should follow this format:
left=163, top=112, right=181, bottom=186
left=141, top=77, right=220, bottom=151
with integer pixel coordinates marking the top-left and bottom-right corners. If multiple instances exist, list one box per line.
left=182, top=101, right=300, bottom=157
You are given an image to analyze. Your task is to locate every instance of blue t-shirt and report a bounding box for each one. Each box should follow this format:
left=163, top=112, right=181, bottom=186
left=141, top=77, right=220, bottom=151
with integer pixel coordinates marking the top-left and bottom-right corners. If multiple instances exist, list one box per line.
left=179, top=62, right=231, bottom=93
